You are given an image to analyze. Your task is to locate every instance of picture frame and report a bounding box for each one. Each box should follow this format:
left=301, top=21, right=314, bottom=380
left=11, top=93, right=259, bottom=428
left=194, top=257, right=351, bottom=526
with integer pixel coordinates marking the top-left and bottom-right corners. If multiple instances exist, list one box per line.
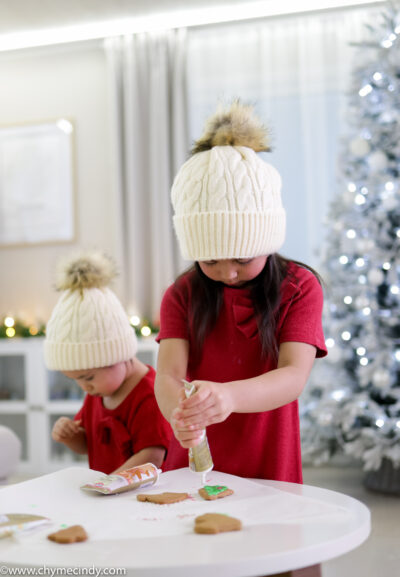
left=0, top=119, right=75, bottom=246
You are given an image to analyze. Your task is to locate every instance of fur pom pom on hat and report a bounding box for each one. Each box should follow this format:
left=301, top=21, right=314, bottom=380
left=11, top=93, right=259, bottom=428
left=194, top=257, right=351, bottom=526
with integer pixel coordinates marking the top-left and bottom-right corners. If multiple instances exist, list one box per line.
left=171, top=101, right=286, bottom=261
left=44, top=251, right=137, bottom=371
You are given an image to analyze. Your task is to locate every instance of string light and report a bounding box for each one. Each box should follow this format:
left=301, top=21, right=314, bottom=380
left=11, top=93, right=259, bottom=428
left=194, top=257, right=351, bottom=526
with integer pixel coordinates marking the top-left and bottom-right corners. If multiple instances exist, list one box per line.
left=346, top=229, right=357, bottom=239
left=129, top=315, right=140, bottom=327
left=0, top=314, right=156, bottom=338
left=344, top=296, right=353, bottom=304
left=341, top=331, right=352, bottom=341
left=140, top=326, right=152, bottom=337
left=331, top=390, right=345, bottom=401
left=1, top=317, right=45, bottom=339
left=339, top=255, right=349, bottom=264
left=357, top=346, right=366, bottom=356
left=129, top=314, right=158, bottom=337
left=359, top=84, right=373, bottom=97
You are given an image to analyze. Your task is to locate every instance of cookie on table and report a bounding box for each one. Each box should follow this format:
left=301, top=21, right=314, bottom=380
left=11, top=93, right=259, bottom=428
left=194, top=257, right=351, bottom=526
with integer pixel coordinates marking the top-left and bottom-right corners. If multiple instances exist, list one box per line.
left=194, top=513, right=242, bottom=534
left=47, top=525, right=88, bottom=544
left=137, top=492, right=190, bottom=504
left=198, top=485, right=234, bottom=500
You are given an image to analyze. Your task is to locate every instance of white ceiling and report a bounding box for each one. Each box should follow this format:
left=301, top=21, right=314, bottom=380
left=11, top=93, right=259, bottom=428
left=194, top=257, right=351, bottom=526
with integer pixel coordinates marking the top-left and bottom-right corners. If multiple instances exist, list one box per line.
left=0, top=0, right=382, bottom=36
left=0, top=0, right=260, bottom=35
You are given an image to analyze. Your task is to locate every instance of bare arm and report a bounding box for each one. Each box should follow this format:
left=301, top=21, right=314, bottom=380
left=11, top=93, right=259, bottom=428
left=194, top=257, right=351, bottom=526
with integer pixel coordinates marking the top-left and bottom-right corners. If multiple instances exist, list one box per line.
left=112, top=446, right=166, bottom=474
left=154, top=338, right=189, bottom=422
left=227, top=341, right=316, bottom=413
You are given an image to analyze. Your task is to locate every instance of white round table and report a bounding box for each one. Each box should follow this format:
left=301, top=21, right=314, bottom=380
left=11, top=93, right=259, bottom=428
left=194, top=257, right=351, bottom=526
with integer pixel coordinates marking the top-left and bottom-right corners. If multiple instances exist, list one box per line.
left=0, top=467, right=370, bottom=577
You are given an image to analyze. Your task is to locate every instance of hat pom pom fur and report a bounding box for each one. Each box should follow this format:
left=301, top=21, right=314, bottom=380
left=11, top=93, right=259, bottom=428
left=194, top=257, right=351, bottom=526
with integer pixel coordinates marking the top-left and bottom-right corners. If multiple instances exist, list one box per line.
left=55, top=250, right=117, bottom=292
left=191, top=100, right=270, bottom=154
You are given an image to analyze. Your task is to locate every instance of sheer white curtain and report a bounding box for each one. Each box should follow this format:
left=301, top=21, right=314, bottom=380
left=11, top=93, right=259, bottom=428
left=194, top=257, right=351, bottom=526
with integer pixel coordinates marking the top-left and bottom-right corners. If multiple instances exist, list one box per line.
left=186, top=5, right=382, bottom=266
left=105, top=29, right=187, bottom=322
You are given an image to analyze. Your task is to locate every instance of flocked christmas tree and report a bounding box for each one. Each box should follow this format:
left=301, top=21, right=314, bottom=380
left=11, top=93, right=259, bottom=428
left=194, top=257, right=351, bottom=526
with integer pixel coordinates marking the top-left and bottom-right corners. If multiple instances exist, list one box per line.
left=300, top=2, right=400, bottom=479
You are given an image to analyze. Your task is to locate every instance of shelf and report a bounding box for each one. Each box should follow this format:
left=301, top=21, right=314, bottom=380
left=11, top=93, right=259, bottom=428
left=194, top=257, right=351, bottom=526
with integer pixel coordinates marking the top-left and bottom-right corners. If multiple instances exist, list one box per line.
left=0, top=400, right=28, bottom=413
left=46, top=401, right=82, bottom=414
left=0, top=336, right=159, bottom=476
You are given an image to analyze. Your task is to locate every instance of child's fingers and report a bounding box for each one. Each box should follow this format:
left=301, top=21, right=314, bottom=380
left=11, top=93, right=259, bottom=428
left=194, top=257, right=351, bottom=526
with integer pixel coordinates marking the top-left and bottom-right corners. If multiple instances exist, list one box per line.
left=179, top=396, right=214, bottom=421
left=171, top=413, right=196, bottom=433
left=180, top=384, right=210, bottom=408
left=174, top=427, right=204, bottom=448
left=71, top=420, right=83, bottom=431
left=57, top=420, right=81, bottom=438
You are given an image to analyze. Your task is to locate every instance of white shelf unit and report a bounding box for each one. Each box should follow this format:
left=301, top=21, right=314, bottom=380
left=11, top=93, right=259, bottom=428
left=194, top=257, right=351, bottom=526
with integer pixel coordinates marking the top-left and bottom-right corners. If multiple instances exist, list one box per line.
left=0, top=336, right=159, bottom=476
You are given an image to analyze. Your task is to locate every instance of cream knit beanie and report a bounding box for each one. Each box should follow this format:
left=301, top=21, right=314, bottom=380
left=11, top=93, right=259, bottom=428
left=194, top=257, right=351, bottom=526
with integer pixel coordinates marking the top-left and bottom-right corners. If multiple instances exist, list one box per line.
left=44, top=251, right=137, bottom=371
left=171, top=101, right=286, bottom=261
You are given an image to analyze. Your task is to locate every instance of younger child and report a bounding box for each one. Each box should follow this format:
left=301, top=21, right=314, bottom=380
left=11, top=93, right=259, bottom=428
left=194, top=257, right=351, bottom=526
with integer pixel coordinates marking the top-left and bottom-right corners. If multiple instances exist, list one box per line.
left=44, top=250, right=171, bottom=474
left=155, top=102, right=327, bottom=483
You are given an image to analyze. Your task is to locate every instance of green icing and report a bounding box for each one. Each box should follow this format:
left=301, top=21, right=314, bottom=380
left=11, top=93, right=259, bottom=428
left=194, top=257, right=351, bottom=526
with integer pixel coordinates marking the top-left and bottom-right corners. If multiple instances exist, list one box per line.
left=203, top=485, right=228, bottom=496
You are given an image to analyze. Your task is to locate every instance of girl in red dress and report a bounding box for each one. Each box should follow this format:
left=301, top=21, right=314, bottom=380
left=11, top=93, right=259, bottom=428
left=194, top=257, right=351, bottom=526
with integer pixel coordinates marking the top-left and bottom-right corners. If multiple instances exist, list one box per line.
left=155, top=102, right=327, bottom=483
left=44, top=251, right=171, bottom=475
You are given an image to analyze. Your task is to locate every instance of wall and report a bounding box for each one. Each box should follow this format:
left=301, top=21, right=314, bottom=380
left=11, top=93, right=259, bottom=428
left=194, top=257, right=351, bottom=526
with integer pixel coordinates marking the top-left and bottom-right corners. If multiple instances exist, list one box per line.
left=0, top=40, right=124, bottom=325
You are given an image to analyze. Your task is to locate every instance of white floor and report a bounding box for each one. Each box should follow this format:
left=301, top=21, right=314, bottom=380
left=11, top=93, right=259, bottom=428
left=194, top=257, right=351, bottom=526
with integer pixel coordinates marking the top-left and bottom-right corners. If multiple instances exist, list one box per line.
left=302, top=465, right=400, bottom=577
left=3, top=465, right=399, bottom=577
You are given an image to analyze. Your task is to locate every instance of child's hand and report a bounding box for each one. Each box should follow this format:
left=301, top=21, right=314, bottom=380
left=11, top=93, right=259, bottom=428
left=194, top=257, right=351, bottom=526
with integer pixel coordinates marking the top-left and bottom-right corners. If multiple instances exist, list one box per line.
left=171, top=381, right=234, bottom=447
left=52, top=417, right=84, bottom=443
left=171, top=405, right=205, bottom=448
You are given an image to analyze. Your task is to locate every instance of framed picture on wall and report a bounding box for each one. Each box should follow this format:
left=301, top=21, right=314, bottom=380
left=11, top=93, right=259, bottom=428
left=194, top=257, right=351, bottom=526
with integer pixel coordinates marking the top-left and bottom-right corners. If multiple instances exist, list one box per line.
left=0, top=119, right=75, bottom=246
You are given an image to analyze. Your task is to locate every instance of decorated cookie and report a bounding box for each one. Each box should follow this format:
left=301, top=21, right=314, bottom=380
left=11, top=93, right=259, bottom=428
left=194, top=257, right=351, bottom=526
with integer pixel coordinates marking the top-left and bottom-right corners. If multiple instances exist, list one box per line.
left=47, top=525, right=88, bottom=544
left=137, top=492, right=190, bottom=504
left=198, top=485, right=234, bottom=500
left=194, top=513, right=242, bottom=534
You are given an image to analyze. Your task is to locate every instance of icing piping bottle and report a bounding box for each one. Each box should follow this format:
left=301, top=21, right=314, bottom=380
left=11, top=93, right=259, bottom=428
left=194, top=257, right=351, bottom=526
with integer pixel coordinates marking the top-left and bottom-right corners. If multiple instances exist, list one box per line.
left=183, top=380, right=213, bottom=484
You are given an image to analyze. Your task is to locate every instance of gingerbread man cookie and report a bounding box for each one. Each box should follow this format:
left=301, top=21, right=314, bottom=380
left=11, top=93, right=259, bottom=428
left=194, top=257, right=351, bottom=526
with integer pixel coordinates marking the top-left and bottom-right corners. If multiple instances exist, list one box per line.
left=47, top=525, right=88, bottom=544
left=137, top=492, right=190, bottom=504
left=194, top=513, right=242, bottom=534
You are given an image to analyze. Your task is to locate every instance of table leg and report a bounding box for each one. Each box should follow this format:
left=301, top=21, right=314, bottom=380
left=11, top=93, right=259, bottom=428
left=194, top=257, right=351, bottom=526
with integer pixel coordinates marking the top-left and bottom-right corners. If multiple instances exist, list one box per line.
left=266, top=564, right=322, bottom=577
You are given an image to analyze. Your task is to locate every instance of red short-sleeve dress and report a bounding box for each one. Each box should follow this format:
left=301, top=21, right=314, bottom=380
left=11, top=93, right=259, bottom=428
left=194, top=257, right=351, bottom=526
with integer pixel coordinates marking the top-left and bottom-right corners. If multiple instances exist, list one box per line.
left=75, top=366, right=172, bottom=474
left=157, top=263, right=327, bottom=483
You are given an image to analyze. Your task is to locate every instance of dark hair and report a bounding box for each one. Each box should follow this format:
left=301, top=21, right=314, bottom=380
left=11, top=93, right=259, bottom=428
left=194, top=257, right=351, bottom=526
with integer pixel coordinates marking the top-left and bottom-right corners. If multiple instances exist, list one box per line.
left=177, top=254, right=322, bottom=364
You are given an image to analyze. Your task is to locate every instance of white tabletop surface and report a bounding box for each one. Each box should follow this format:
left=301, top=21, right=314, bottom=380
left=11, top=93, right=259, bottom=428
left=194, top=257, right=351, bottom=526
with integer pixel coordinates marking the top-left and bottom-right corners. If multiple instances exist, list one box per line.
left=0, top=466, right=370, bottom=577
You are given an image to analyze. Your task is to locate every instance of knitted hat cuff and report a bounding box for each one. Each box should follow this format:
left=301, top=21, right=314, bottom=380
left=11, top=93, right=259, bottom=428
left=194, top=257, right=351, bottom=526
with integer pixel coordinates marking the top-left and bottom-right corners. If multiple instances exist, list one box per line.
left=44, top=333, right=138, bottom=371
left=173, top=210, right=286, bottom=261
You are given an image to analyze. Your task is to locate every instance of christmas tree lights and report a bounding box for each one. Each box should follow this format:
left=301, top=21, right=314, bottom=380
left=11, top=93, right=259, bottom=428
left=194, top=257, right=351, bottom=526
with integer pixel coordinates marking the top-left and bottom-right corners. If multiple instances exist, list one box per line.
left=300, top=2, right=400, bottom=481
